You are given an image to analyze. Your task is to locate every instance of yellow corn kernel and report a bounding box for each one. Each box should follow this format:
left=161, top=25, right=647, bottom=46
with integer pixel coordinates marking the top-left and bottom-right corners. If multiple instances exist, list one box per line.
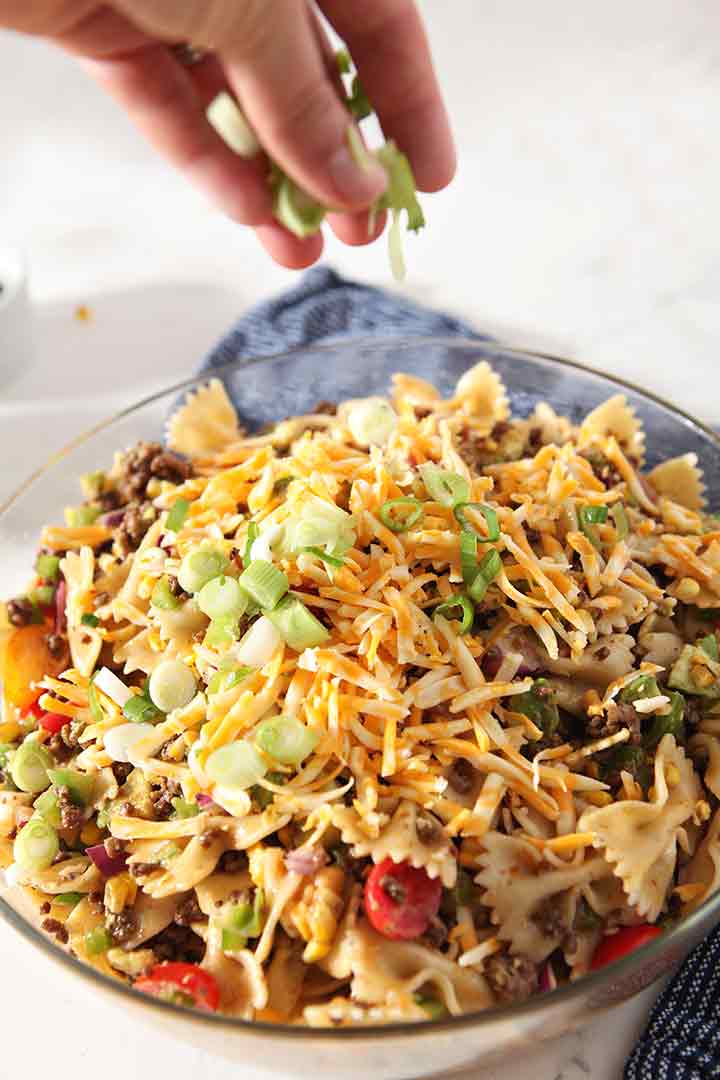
left=289, top=866, right=345, bottom=963
left=104, top=872, right=137, bottom=915
left=585, top=790, right=613, bottom=807
left=665, top=763, right=680, bottom=788
left=694, top=799, right=711, bottom=824
left=80, top=820, right=103, bottom=846
left=675, top=577, right=700, bottom=602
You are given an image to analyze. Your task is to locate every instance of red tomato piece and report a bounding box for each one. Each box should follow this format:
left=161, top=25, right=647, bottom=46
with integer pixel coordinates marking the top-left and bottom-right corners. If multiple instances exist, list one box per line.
left=591, top=925, right=662, bottom=971
left=20, top=699, right=44, bottom=720
left=134, top=962, right=220, bottom=1012
left=364, top=857, right=442, bottom=940
left=38, top=712, right=67, bottom=735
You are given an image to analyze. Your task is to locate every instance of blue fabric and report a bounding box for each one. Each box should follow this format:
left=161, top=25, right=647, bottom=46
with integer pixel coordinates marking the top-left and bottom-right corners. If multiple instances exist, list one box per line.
left=196, top=264, right=717, bottom=1078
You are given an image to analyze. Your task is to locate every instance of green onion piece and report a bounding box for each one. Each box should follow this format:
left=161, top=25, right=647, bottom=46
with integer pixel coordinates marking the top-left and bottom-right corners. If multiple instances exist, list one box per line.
left=221, top=927, right=248, bottom=952
left=48, top=768, right=95, bottom=807
left=156, top=842, right=181, bottom=865
left=178, top=548, right=228, bottom=595
left=148, top=660, right=197, bottom=714
left=81, top=613, right=100, bottom=628
left=433, top=594, right=474, bottom=634
left=33, top=789, right=61, bottom=828
left=88, top=677, right=104, bottom=723
left=346, top=398, right=397, bottom=448
left=206, top=91, right=260, bottom=158
left=80, top=471, right=106, bottom=498
left=699, top=633, right=719, bottom=662
left=271, top=170, right=326, bottom=238
left=375, top=141, right=425, bottom=232
left=413, top=994, right=446, bottom=1021
left=578, top=504, right=609, bottom=550
left=238, top=560, right=288, bottom=611
left=151, top=576, right=180, bottom=611
left=243, top=523, right=259, bottom=569
left=252, top=771, right=283, bottom=809
left=603, top=744, right=651, bottom=790
left=35, top=554, right=61, bottom=582
left=0, top=743, right=13, bottom=770
left=379, top=498, right=424, bottom=533
left=10, top=740, right=53, bottom=794
left=29, top=585, right=55, bottom=608
left=335, top=47, right=351, bottom=74
left=166, top=498, right=190, bottom=533
left=460, top=531, right=479, bottom=588
left=255, top=715, right=319, bottom=765
left=171, top=797, right=200, bottom=819
left=55, top=892, right=83, bottom=906
left=207, top=666, right=253, bottom=695
left=419, top=464, right=469, bottom=507
left=453, top=502, right=500, bottom=542
left=301, top=547, right=344, bottom=568
left=197, top=575, right=247, bottom=621
left=611, top=502, right=629, bottom=540
left=123, top=691, right=163, bottom=725
left=14, top=815, right=59, bottom=872
left=85, top=927, right=112, bottom=956
left=348, top=74, right=372, bottom=120
left=512, top=678, right=560, bottom=736
left=644, top=690, right=685, bottom=747
left=265, top=595, right=330, bottom=651
left=65, top=505, right=101, bottom=528
left=620, top=674, right=661, bottom=704
left=468, top=549, right=502, bottom=604
left=205, top=618, right=240, bottom=647
left=206, top=740, right=268, bottom=791
left=281, top=495, right=356, bottom=559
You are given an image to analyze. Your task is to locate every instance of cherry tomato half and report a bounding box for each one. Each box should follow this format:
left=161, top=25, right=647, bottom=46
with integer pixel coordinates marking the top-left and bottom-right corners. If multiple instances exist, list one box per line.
left=38, top=712, right=68, bottom=735
left=590, top=925, right=662, bottom=971
left=134, top=963, right=220, bottom=1012
left=20, top=699, right=44, bottom=720
left=364, top=857, right=442, bottom=940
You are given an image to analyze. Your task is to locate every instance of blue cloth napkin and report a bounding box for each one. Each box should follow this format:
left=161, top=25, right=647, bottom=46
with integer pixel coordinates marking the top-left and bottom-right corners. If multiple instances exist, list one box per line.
left=196, top=265, right=716, bottom=1078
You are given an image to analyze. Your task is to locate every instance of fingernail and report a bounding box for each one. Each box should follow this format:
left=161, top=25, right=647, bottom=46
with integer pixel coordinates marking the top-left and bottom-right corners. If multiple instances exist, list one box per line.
left=327, top=145, right=387, bottom=206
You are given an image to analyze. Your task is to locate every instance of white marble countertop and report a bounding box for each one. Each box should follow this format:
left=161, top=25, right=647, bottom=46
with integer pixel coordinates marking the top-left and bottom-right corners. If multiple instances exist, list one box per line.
left=1, top=0, right=717, bottom=1075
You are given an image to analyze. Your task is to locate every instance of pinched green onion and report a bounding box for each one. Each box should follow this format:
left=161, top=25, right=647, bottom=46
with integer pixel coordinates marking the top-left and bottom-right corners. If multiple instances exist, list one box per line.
left=699, top=633, right=719, bottom=662
left=453, top=502, right=500, bottom=543
left=65, top=505, right=101, bottom=527
left=165, top=498, right=190, bottom=533
left=14, top=815, right=59, bottom=872
left=149, top=660, right=197, bottom=714
left=123, top=690, right=163, bottom=725
left=301, top=547, right=344, bottom=568
left=375, top=141, right=426, bottom=233
left=419, top=465, right=469, bottom=507
left=239, top=560, right=288, bottom=611
left=206, top=740, right=267, bottom=791
left=33, top=789, right=61, bottom=828
left=151, top=576, right=179, bottom=611
left=35, top=554, right=61, bottom=582
left=178, top=548, right=228, bottom=594
left=271, top=169, right=326, bottom=238
left=197, top=575, right=247, bottom=621
left=379, top=498, right=424, bottom=533
left=81, top=613, right=99, bottom=628
left=460, top=531, right=479, bottom=588
left=433, top=594, right=474, bottom=634
left=468, top=549, right=502, bottom=603
left=48, top=768, right=94, bottom=806
left=265, top=595, right=330, bottom=651
left=611, top=502, right=629, bottom=540
left=29, top=585, right=55, bottom=608
left=171, top=797, right=200, bottom=819
left=335, top=47, right=351, bottom=73
left=255, top=715, right=319, bottom=765
left=578, top=504, right=609, bottom=550
left=243, top=523, right=259, bottom=569
left=85, top=927, right=112, bottom=956
left=206, top=91, right=260, bottom=158
left=207, top=666, right=253, bottom=695
left=10, top=740, right=53, bottom=794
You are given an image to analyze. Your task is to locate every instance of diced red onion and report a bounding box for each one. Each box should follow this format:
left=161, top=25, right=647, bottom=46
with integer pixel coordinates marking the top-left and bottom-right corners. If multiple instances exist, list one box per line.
left=539, top=961, right=558, bottom=993
left=100, top=508, right=127, bottom=528
left=87, top=843, right=127, bottom=878
left=482, top=631, right=541, bottom=679
left=284, top=847, right=327, bottom=876
left=54, top=579, right=67, bottom=635
left=196, top=793, right=214, bottom=809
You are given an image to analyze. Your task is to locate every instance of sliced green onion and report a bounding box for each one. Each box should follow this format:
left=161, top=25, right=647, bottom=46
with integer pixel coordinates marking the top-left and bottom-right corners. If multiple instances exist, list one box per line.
left=453, top=502, right=500, bottom=543
left=10, top=740, right=53, bottom=794
left=0, top=743, right=12, bottom=770
left=255, top=715, right=319, bottom=765
left=197, top=575, right=247, bottom=621
left=265, top=595, right=330, bottom=651
left=148, top=660, right=197, bottom=714
left=271, top=169, right=326, bottom=238
left=280, top=496, right=356, bottom=559
left=14, top=815, right=59, bottom=872
left=206, top=740, right=267, bottom=791
left=85, top=927, right=112, bottom=956
left=468, top=549, right=502, bottom=603
left=335, top=47, right=351, bottom=74
left=88, top=677, right=104, bottom=723
left=419, top=464, right=470, bottom=507
left=238, top=560, right=288, bottom=610
left=620, top=674, right=661, bottom=704
left=644, top=690, right=685, bottom=747
left=206, top=91, right=260, bottom=158
left=166, top=498, right=190, bottom=533
left=379, top=498, right=424, bottom=533
left=29, top=585, right=55, bottom=608
left=81, top=613, right=99, bottom=628
left=178, top=548, right=228, bottom=595
left=460, top=531, right=479, bottom=588
left=151, top=576, right=180, bottom=611
left=699, top=633, right=719, bottom=662
left=80, top=471, right=106, bottom=498
left=205, top=618, right=240, bottom=647
left=512, top=679, right=560, bottom=736
left=346, top=398, right=397, bottom=448
left=65, top=505, right=101, bottom=527
left=578, top=504, right=609, bottom=550
left=347, top=74, right=372, bottom=120
left=123, top=690, right=163, bottom=725
left=243, top=523, right=259, bottom=569
left=55, top=892, right=83, bottom=906
left=207, top=666, right=253, bottom=695
left=375, top=141, right=425, bottom=233
left=171, top=797, right=200, bottom=819
left=611, top=502, right=629, bottom=540
left=35, top=554, right=61, bottom=582
left=222, top=888, right=265, bottom=951
left=156, top=842, right=181, bottom=865
left=301, top=547, right=345, bottom=568
left=433, top=594, right=474, bottom=634
left=33, top=789, right=61, bottom=828
left=252, top=771, right=283, bottom=809
left=48, top=768, right=95, bottom=806
left=414, top=994, right=446, bottom=1021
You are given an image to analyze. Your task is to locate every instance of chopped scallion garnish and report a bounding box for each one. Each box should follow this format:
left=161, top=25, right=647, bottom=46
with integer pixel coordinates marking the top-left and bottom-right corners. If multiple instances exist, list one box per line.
left=151, top=576, right=179, bottom=611
left=379, top=497, right=424, bottom=533
left=610, top=502, right=629, bottom=540
left=35, top=554, right=61, bottom=583
left=255, top=715, right=319, bottom=765
left=419, top=465, right=470, bottom=507
left=578, top=504, right=609, bottom=550
left=453, top=502, right=500, bottom=543
left=166, top=498, right=190, bottom=533
left=81, top=613, right=99, bottom=627
left=433, top=594, right=474, bottom=634
left=238, top=560, right=289, bottom=611
left=265, top=595, right=330, bottom=651
left=243, top=523, right=259, bottom=569
left=468, top=549, right=502, bottom=603
left=301, top=547, right=345, bottom=568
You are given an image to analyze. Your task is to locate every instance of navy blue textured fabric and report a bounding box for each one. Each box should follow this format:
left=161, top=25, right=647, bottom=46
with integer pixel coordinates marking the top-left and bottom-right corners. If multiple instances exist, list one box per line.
left=197, top=265, right=485, bottom=374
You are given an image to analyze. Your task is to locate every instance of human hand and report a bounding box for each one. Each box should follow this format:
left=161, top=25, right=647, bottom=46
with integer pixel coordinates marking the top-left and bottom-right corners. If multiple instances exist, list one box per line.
left=2, top=0, right=455, bottom=267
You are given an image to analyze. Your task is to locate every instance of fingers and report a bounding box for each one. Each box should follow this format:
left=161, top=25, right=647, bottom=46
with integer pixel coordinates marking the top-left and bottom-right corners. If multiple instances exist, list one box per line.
left=254, top=222, right=324, bottom=269
left=81, top=43, right=273, bottom=226
left=319, top=0, right=456, bottom=192
left=327, top=208, right=387, bottom=247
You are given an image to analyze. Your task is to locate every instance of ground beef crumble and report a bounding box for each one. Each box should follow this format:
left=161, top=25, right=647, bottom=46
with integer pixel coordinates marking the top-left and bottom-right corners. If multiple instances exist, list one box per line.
left=115, top=442, right=192, bottom=503
left=6, top=597, right=36, bottom=626
left=174, top=895, right=206, bottom=927
left=56, top=785, right=84, bottom=831
left=148, top=923, right=205, bottom=964
left=588, top=701, right=641, bottom=744
left=217, top=850, right=248, bottom=874
left=485, top=952, right=539, bottom=1003
left=106, top=910, right=138, bottom=945
left=42, top=918, right=69, bottom=945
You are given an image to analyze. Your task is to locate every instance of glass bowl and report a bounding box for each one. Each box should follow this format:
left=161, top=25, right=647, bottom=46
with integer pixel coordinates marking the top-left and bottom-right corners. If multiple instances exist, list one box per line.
left=1, top=337, right=719, bottom=1080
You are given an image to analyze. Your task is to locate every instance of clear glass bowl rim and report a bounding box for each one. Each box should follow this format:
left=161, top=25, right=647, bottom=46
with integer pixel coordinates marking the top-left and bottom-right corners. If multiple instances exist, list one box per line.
left=1, top=335, right=718, bottom=1040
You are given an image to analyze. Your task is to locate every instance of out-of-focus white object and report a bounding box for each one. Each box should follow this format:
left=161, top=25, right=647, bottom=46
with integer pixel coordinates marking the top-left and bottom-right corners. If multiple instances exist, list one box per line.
left=0, top=249, right=31, bottom=381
